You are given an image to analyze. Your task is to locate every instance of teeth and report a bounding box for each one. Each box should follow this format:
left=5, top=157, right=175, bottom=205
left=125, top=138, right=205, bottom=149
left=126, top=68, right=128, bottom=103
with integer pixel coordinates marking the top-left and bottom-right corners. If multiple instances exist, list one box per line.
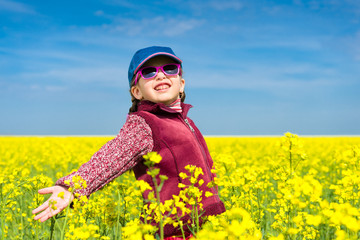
left=155, top=85, right=169, bottom=90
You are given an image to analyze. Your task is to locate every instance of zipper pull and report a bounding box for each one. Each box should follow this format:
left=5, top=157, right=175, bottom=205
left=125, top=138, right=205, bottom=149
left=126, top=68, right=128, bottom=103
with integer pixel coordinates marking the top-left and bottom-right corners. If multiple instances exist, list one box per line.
left=184, top=118, right=195, bottom=132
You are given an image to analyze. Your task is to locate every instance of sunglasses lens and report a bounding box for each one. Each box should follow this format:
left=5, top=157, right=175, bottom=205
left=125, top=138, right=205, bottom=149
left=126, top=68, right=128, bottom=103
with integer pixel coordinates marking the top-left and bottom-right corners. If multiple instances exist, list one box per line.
left=141, top=67, right=157, bottom=79
left=163, top=64, right=179, bottom=75
left=139, top=64, right=179, bottom=79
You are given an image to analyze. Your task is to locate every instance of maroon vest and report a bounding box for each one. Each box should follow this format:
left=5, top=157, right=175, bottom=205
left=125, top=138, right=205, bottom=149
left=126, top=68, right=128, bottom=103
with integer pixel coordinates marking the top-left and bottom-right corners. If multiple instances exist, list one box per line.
left=132, top=100, right=225, bottom=237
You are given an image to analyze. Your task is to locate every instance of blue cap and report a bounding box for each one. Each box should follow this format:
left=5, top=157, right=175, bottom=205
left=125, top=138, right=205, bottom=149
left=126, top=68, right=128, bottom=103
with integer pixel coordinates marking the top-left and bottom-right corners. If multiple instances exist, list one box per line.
left=128, top=46, right=182, bottom=86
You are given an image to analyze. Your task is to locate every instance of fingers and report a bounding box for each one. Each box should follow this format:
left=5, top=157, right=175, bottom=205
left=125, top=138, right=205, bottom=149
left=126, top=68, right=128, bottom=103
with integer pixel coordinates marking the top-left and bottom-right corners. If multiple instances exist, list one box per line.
left=34, top=207, right=62, bottom=222
left=37, top=186, right=56, bottom=195
left=33, top=198, right=72, bottom=221
left=33, top=207, right=50, bottom=221
left=40, top=208, right=62, bottom=222
left=32, top=200, right=49, bottom=215
left=33, top=187, right=56, bottom=214
left=33, top=199, right=65, bottom=222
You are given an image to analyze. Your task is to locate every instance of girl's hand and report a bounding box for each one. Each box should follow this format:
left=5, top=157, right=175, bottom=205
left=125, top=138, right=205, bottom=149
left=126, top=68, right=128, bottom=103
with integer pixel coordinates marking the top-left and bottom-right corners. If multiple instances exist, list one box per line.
left=32, top=185, right=74, bottom=222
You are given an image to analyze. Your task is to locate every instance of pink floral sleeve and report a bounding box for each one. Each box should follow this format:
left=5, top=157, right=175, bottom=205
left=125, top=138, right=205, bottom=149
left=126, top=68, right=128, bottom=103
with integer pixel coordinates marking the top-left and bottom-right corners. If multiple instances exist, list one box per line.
left=55, top=115, right=153, bottom=198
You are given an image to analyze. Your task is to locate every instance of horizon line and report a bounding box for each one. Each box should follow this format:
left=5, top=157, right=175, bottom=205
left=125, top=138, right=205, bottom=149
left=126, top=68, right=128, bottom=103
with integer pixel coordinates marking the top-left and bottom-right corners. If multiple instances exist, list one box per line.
left=1, top=135, right=360, bottom=138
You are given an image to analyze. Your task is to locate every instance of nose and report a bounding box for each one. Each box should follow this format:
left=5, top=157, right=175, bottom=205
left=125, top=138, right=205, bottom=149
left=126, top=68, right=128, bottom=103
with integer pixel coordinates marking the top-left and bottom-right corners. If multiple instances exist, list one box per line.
left=155, top=69, right=166, bottom=80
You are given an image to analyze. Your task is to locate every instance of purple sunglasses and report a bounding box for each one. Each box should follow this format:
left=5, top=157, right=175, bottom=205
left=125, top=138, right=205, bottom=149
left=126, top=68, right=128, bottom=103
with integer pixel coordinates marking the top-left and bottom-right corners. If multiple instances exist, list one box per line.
left=135, top=63, right=181, bottom=85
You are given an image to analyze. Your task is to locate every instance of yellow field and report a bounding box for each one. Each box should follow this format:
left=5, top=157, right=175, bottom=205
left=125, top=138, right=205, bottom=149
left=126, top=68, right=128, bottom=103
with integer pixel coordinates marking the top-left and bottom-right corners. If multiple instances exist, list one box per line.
left=1, top=134, right=360, bottom=239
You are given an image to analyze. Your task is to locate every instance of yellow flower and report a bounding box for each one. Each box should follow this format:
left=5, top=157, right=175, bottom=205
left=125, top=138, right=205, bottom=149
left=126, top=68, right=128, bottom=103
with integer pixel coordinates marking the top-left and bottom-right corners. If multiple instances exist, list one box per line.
left=342, top=216, right=359, bottom=232
left=144, top=234, right=156, bottom=240
left=194, top=167, right=204, bottom=179
left=137, top=180, right=152, bottom=192
left=269, top=234, right=284, bottom=240
left=335, top=229, right=346, bottom=240
left=205, top=191, right=213, bottom=197
left=178, top=183, right=186, bottom=188
left=185, top=165, right=196, bottom=173
left=143, top=152, right=162, bottom=166
left=49, top=199, right=57, bottom=210
left=198, top=179, right=204, bottom=186
left=306, top=214, right=322, bottom=226
left=179, top=172, right=188, bottom=179
left=287, top=228, right=299, bottom=235
left=57, top=191, right=65, bottom=199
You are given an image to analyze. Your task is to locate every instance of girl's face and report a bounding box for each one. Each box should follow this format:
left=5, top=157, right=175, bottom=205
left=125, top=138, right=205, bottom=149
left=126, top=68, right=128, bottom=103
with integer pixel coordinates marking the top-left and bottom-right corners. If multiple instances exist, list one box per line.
left=131, top=56, right=185, bottom=106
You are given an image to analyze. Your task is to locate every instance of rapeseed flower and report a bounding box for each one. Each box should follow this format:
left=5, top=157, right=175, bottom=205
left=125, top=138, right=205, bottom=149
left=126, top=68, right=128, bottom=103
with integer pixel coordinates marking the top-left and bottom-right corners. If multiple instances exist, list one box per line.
left=2, top=135, right=360, bottom=239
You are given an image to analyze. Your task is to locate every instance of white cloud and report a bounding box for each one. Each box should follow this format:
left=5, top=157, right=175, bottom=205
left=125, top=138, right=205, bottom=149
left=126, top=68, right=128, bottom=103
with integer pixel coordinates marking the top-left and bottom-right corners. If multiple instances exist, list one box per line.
left=94, top=10, right=104, bottom=16
left=293, top=0, right=360, bottom=14
left=1, top=47, right=89, bottom=63
left=104, top=16, right=205, bottom=37
left=102, top=0, right=137, bottom=8
left=209, top=0, right=243, bottom=11
left=29, top=84, right=67, bottom=92
left=0, top=0, right=36, bottom=14
left=20, top=66, right=126, bottom=86
left=186, top=0, right=244, bottom=13
left=186, top=62, right=343, bottom=95
left=240, top=34, right=324, bottom=50
left=44, top=85, right=67, bottom=92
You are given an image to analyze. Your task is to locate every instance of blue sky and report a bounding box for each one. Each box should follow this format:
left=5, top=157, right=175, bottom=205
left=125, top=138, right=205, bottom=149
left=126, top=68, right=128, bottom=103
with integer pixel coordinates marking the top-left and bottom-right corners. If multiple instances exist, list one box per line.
left=1, top=0, right=360, bottom=135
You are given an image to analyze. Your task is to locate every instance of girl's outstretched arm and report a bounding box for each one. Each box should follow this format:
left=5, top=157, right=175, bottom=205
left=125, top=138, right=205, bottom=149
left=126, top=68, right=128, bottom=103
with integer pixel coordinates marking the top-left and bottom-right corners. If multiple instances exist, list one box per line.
left=55, top=115, right=153, bottom=198
left=32, top=186, right=74, bottom=222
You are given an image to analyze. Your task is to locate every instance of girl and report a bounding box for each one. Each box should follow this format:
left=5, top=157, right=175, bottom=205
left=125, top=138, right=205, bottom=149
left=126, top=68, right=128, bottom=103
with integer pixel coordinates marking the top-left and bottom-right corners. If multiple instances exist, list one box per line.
left=32, top=46, right=225, bottom=239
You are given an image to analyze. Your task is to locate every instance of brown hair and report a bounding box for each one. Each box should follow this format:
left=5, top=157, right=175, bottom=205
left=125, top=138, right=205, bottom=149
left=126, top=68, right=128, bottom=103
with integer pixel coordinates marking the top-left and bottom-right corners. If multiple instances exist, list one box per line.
left=128, top=69, right=186, bottom=113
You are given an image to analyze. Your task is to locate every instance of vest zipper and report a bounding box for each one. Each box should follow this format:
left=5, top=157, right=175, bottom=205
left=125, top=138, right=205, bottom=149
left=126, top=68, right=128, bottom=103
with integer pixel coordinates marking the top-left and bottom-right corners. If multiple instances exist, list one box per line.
left=184, top=118, right=211, bottom=179
left=184, top=118, right=195, bottom=132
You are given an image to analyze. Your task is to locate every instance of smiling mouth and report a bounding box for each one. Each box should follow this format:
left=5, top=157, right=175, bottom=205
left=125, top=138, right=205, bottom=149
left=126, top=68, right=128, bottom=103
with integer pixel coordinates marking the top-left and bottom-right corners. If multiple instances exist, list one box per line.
left=155, top=83, right=170, bottom=91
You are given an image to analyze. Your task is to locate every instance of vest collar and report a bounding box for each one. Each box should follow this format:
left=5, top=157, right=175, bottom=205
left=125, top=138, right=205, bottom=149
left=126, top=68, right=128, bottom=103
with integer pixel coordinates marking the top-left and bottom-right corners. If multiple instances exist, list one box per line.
left=137, top=100, right=192, bottom=118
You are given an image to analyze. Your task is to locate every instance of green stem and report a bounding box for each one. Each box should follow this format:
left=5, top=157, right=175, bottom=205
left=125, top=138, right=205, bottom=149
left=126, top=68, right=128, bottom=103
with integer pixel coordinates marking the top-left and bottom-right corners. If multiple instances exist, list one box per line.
left=20, top=194, right=24, bottom=240
left=115, top=189, right=121, bottom=240
left=60, top=210, right=69, bottom=240
left=153, top=176, right=164, bottom=240
left=176, top=215, right=186, bottom=240
left=49, top=217, right=55, bottom=240
left=195, top=201, right=199, bottom=234
left=1, top=184, right=5, bottom=240
left=257, top=188, right=261, bottom=224
left=60, top=191, right=74, bottom=240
